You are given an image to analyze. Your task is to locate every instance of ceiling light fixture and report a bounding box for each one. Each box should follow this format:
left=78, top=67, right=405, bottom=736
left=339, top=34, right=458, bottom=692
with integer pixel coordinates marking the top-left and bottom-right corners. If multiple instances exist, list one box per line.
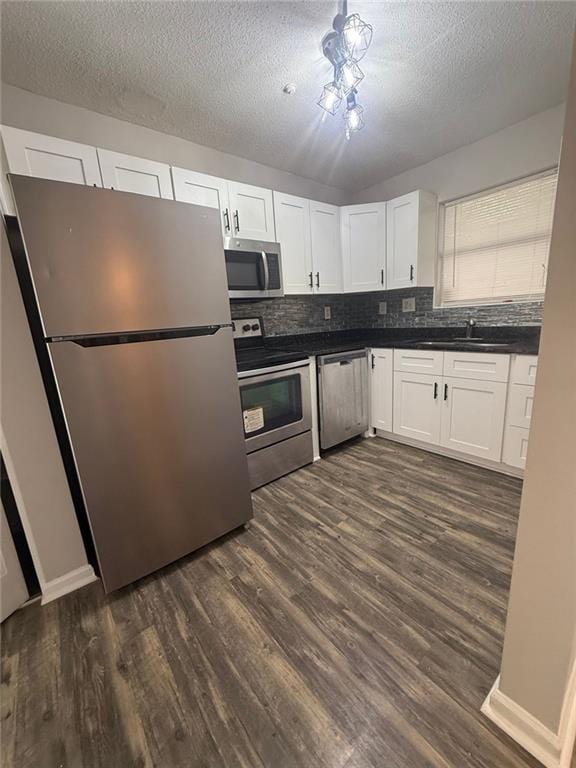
left=317, top=1, right=372, bottom=139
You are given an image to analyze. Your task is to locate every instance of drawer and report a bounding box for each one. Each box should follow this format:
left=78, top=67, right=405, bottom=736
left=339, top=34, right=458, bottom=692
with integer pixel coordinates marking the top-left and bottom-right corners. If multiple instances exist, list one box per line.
left=506, top=383, right=535, bottom=429
left=511, top=354, right=538, bottom=386
left=442, top=351, right=510, bottom=382
left=503, top=425, right=530, bottom=469
left=394, top=349, right=443, bottom=375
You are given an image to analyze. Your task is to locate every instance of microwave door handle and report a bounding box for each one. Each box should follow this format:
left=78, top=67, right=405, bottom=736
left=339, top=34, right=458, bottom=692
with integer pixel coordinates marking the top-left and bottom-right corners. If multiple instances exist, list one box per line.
left=261, top=251, right=270, bottom=291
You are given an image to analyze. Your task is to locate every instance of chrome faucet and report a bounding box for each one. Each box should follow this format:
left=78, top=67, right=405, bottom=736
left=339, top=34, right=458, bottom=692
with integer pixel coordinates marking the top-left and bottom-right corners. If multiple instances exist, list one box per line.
left=465, top=318, right=477, bottom=339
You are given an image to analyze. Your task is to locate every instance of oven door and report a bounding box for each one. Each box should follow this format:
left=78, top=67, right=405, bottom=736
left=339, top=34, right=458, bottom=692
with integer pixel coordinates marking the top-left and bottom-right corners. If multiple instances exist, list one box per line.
left=239, top=361, right=311, bottom=453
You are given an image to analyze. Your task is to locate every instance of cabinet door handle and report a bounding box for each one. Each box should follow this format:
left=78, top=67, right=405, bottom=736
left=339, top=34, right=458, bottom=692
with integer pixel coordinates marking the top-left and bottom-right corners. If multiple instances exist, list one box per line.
left=433, top=382, right=438, bottom=399
left=309, top=272, right=313, bottom=288
left=315, top=272, right=320, bottom=288
left=223, top=208, right=231, bottom=232
left=380, top=268, right=384, bottom=285
left=233, top=210, right=240, bottom=232
left=410, top=264, right=414, bottom=282
left=444, top=383, right=448, bottom=401
left=371, top=354, right=375, bottom=370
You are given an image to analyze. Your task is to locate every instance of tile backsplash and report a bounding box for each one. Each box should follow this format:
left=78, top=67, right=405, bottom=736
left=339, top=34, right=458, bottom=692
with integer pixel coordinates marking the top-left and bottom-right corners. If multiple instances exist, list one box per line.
left=231, top=288, right=543, bottom=336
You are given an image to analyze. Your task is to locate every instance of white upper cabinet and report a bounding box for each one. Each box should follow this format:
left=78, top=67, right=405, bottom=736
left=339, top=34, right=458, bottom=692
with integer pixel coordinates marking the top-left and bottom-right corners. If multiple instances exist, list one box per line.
left=228, top=181, right=275, bottom=241
left=1, top=126, right=103, bottom=214
left=172, top=167, right=231, bottom=236
left=274, top=194, right=342, bottom=295
left=341, top=203, right=386, bottom=293
left=370, top=349, right=393, bottom=432
left=310, top=201, right=342, bottom=294
left=440, top=377, right=507, bottom=461
left=97, top=149, right=174, bottom=199
left=386, top=190, right=437, bottom=290
left=273, top=192, right=313, bottom=294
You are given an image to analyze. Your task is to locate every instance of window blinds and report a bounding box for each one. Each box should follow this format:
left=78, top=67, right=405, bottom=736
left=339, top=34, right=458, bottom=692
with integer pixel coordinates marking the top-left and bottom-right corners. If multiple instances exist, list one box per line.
left=438, top=169, right=558, bottom=306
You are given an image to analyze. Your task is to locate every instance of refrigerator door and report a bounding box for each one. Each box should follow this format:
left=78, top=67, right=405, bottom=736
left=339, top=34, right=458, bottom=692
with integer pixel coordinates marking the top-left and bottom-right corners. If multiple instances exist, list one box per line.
left=49, top=327, right=252, bottom=592
left=9, top=174, right=231, bottom=338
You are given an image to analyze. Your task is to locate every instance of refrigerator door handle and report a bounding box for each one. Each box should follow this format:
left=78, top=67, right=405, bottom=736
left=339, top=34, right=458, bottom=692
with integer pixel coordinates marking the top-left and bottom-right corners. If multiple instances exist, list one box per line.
left=261, top=251, right=270, bottom=292
left=49, top=324, right=230, bottom=347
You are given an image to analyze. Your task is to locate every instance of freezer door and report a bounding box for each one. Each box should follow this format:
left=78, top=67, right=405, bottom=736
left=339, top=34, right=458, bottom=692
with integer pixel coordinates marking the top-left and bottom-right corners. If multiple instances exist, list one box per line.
left=10, top=174, right=231, bottom=337
left=49, top=327, right=252, bottom=592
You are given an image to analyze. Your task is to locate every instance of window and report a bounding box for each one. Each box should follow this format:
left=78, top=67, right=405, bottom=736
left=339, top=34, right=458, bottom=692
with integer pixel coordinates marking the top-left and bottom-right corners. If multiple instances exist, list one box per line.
left=437, top=169, right=558, bottom=307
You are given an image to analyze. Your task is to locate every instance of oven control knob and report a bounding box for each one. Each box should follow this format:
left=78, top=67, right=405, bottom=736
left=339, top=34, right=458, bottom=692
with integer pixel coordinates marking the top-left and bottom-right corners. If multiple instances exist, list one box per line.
left=242, top=324, right=251, bottom=332
left=251, top=324, right=259, bottom=332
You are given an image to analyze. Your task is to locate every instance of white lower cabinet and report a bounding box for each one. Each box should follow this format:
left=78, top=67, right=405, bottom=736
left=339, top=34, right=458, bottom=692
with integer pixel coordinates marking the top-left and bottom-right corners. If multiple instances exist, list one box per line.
left=439, top=377, right=507, bottom=461
left=503, top=426, right=530, bottom=469
left=370, top=349, right=393, bottom=431
left=502, top=355, right=538, bottom=469
left=383, top=349, right=527, bottom=469
left=393, top=372, right=441, bottom=444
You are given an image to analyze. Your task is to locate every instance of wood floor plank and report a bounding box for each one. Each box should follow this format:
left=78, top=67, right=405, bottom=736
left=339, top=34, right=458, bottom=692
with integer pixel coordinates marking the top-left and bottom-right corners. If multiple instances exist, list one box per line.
left=1, top=438, right=547, bottom=768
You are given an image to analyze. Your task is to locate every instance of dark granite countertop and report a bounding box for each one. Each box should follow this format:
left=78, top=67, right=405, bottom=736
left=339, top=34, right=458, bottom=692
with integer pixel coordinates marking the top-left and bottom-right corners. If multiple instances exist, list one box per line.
left=266, top=326, right=540, bottom=357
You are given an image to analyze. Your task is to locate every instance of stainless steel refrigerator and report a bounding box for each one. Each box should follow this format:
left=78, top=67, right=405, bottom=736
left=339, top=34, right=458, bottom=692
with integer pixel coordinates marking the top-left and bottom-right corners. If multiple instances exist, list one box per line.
left=9, top=174, right=253, bottom=592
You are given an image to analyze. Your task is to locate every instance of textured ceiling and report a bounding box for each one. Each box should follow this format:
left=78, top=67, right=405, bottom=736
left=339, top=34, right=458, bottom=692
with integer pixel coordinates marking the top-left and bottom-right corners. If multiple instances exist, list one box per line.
left=1, top=1, right=575, bottom=192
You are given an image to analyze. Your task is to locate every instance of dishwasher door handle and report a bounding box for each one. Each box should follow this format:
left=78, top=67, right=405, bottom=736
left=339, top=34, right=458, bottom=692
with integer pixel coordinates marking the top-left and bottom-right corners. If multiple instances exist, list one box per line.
left=340, top=360, right=352, bottom=366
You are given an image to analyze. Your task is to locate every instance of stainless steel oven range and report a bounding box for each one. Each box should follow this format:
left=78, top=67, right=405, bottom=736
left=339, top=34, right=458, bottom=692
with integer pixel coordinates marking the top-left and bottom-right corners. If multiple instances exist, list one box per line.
left=234, top=318, right=314, bottom=490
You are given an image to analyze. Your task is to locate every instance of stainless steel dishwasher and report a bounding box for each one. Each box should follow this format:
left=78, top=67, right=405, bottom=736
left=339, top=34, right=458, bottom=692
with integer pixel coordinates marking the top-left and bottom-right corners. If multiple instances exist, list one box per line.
left=317, top=349, right=369, bottom=450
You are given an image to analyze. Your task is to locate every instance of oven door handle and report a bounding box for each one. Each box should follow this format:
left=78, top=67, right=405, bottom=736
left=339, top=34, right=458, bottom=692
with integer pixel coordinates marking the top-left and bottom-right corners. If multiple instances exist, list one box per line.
left=261, top=251, right=270, bottom=292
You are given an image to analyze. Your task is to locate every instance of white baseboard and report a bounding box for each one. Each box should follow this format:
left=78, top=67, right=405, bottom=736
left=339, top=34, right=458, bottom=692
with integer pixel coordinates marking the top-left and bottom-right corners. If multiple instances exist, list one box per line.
left=482, top=674, right=576, bottom=768
left=41, top=565, right=98, bottom=605
left=374, top=429, right=524, bottom=478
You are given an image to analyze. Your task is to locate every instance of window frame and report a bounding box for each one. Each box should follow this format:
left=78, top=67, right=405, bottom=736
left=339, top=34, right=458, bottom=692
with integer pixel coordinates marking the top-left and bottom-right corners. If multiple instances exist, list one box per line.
left=434, top=167, right=558, bottom=309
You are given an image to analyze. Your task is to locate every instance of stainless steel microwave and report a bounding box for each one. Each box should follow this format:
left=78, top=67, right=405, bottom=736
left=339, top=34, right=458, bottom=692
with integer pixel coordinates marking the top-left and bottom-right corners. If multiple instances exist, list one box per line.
left=224, top=237, right=283, bottom=299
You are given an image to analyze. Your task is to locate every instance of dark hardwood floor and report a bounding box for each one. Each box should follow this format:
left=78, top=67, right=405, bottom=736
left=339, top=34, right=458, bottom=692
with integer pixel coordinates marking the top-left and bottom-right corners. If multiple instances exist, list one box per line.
left=1, top=438, right=547, bottom=767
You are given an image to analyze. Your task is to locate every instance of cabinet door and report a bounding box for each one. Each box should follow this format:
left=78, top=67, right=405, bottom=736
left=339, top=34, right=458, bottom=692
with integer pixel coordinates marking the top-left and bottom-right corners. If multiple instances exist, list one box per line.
left=393, top=372, right=441, bottom=444
left=370, top=349, right=393, bottom=431
left=506, top=384, right=534, bottom=429
left=341, top=203, right=386, bottom=292
left=273, top=192, right=312, bottom=294
left=386, top=191, right=419, bottom=289
left=1, top=126, right=102, bottom=214
left=503, top=426, right=530, bottom=469
left=228, top=182, right=275, bottom=240
left=310, top=201, right=342, bottom=294
left=511, top=355, right=538, bottom=386
left=172, top=167, right=230, bottom=235
left=440, top=377, right=507, bottom=461
left=97, top=149, right=174, bottom=199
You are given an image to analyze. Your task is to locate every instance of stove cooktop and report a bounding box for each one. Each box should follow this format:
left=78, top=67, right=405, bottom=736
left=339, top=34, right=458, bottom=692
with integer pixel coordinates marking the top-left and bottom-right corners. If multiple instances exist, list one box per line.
left=234, top=346, right=309, bottom=373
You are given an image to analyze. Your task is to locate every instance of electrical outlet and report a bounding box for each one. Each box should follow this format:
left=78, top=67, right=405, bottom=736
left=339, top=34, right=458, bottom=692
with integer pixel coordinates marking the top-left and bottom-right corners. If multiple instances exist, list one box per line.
left=402, top=297, right=416, bottom=312
left=378, top=301, right=387, bottom=315
left=324, top=305, right=331, bottom=320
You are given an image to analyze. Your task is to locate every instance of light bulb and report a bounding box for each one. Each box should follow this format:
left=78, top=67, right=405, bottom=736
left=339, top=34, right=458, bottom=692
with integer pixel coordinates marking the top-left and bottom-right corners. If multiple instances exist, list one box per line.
left=317, top=82, right=342, bottom=116
left=339, top=61, right=363, bottom=95
left=341, top=13, right=373, bottom=63
left=344, top=102, right=365, bottom=139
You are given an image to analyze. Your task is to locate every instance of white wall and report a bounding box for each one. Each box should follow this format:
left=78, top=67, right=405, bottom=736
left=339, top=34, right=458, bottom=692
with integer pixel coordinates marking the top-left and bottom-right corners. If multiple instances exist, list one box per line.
left=482, top=34, right=576, bottom=767
left=351, top=105, right=565, bottom=204
left=0, top=85, right=347, bottom=206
